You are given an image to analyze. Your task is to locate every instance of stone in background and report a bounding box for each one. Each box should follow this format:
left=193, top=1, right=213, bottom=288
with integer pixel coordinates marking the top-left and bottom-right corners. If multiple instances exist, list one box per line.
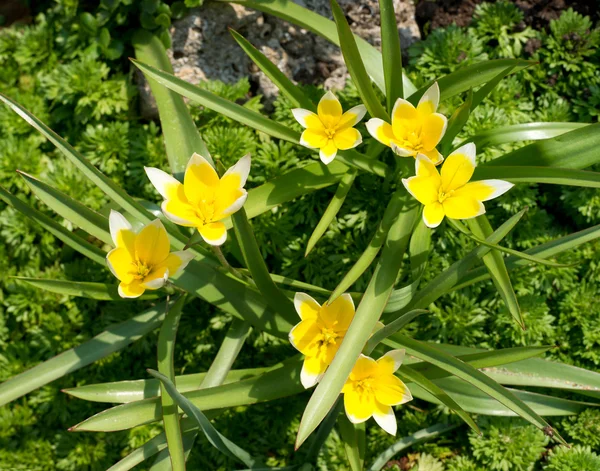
left=138, top=0, right=420, bottom=117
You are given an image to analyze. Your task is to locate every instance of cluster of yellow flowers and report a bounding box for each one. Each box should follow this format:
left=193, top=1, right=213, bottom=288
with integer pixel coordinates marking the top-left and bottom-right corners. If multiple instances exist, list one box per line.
left=106, top=84, right=513, bottom=435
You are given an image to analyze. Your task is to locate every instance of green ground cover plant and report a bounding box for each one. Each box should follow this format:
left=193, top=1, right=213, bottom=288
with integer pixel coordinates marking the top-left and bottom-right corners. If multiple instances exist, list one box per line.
left=0, top=0, right=599, bottom=469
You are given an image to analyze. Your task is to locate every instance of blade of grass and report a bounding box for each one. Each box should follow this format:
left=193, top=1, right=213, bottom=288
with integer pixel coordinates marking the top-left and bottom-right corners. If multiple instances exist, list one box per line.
left=306, top=169, right=357, bottom=256
left=132, top=29, right=211, bottom=178
left=296, top=198, right=420, bottom=448
left=472, top=166, right=600, bottom=188
left=379, top=0, right=403, bottom=109
left=229, top=29, right=314, bottom=111
left=368, top=423, right=458, bottom=471
left=157, top=296, right=187, bottom=471
left=466, top=215, right=523, bottom=328
left=330, top=0, right=388, bottom=120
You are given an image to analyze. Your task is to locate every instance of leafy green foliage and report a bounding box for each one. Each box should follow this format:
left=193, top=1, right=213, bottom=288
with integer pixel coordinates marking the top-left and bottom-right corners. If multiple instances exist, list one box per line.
left=543, top=445, right=600, bottom=471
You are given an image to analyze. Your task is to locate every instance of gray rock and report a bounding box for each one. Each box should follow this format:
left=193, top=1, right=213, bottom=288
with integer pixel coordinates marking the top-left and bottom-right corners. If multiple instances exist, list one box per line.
left=137, top=0, right=420, bottom=117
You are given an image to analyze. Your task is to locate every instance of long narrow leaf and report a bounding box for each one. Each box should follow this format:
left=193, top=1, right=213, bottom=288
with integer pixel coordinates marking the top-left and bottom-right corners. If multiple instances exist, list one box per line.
left=306, top=169, right=357, bottom=256
left=473, top=165, right=600, bottom=188
left=337, top=415, right=365, bottom=471
left=379, top=0, right=403, bottom=109
left=149, top=369, right=262, bottom=468
left=0, top=300, right=176, bottom=407
left=229, top=29, right=314, bottom=110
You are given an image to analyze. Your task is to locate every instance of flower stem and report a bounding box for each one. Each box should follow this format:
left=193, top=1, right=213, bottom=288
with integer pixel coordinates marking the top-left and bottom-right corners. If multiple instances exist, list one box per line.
left=211, top=246, right=251, bottom=283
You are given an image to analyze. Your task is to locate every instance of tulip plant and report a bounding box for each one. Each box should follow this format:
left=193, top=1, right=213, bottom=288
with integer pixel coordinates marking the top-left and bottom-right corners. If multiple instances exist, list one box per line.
left=1, top=0, right=600, bottom=469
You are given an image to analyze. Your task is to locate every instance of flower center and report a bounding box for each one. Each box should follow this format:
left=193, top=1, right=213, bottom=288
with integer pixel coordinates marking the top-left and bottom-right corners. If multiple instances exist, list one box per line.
left=195, top=199, right=216, bottom=224
left=132, top=260, right=152, bottom=280
left=324, top=123, right=339, bottom=139
left=438, top=188, right=454, bottom=203
left=400, top=130, right=423, bottom=151
left=354, top=377, right=374, bottom=395
left=318, top=327, right=339, bottom=347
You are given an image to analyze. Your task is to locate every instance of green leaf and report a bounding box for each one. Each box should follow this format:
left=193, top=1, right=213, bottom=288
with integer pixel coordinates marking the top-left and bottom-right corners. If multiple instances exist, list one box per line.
left=304, top=399, right=343, bottom=464
left=70, top=358, right=304, bottom=432
left=368, top=423, right=458, bottom=471
left=329, top=187, right=408, bottom=303
left=306, top=169, right=357, bottom=256
left=407, top=59, right=534, bottom=105
left=131, top=59, right=387, bottom=177
left=337, top=415, right=365, bottom=471
left=484, top=123, right=600, bottom=169
left=296, top=199, right=419, bottom=448
left=438, top=89, right=472, bottom=155
left=461, top=122, right=588, bottom=150
left=386, top=334, right=566, bottom=443
left=330, top=0, right=388, bottom=120
left=232, top=207, right=297, bottom=325
left=229, top=29, right=314, bottom=111
left=148, top=369, right=263, bottom=468
left=379, top=0, right=403, bottom=110
left=0, top=186, right=106, bottom=266
left=412, top=377, right=596, bottom=416
left=382, top=209, right=527, bottom=323
left=200, top=318, right=252, bottom=389
left=399, top=366, right=479, bottom=433
left=19, top=170, right=111, bottom=245
left=472, top=165, right=600, bottom=188
left=466, top=215, right=519, bottom=328
left=63, top=364, right=273, bottom=403
left=225, top=0, right=417, bottom=96
left=0, top=300, right=176, bottom=407
left=13, top=278, right=162, bottom=301
left=132, top=30, right=211, bottom=178
left=364, top=309, right=428, bottom=354
left=156, top=296, right=187, bottom=471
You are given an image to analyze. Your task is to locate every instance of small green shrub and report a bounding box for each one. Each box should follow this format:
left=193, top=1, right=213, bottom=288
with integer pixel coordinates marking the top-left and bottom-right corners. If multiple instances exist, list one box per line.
left=543, top=445, right=600, bottom=471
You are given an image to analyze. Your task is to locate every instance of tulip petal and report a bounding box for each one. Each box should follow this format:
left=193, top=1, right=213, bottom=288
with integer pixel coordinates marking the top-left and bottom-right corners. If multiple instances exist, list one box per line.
left=217, top=191, right=247, bottom=219
left=222, top=153, right=251, bottom=188
left=377, top=349, right=405, bottom=375
left=374, top=375, right=412, bottom=406
left=420, top=147, right=444, bottom=166
left=320, top=293, right=355, bottom=331
left=442, top=195, right=485, bottom=220
left=417, top=82, right=440, bottom=115
left=441, top=143, right=477, bottom=192
left=392, top=98, right=419, bottom=137
left=456, top=180, right=514, bottom=202
left=118, top=281, right=145, bottom=298
left=423, top=202, right=445, bottom=228
left=402, top=176, right=440, bottom=206
left=415, top=153, right=440, bottom=178
left=373, top=403, right=397, bottom=435
left=294, top=292, right=321, bottom=320
left=319, top=140, right=338, bottom=165
left=107, top=247, right=136, bottom=284
left=291, top=108, right=324, bottom=129
left=333, top=127, right=362, bottom=151
left=289, top=319, right=321, bottom=355
left=144, top=167, right=183, bottom=200
left=184, top=153, right=219, bottom=205
left=109, top=210, right=135, bottom=253
left=344, top=389, right=376, bottom=424
left=317, top=91, right=343, bottom=128
left=301, top=355, right=325, bottom=389
left=156, top=251, right=195, bottom=278
left=161, top=200, right=199, bottom=227
left=421, top=113, right=447, bottom=151
left=338, top=104, right=367, bottom=130
left=142, top=267, right=169, bottom=289
left=300, top=128, right=329, bottom=149
left=134, top=220, right=170, bottom=267
left=366, top=118, right=396, bottom=147
left=349, top=354, right=378, bottom=381
left=391, top=143, right=416, bottom=157
left=199, top=221, right=227, bottom=246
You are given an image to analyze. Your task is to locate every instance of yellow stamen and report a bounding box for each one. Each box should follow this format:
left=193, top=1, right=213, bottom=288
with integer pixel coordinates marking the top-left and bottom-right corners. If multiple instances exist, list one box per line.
left=132, top=260, right=152, bottom=280
left=438, top=188, right=455, bottom=203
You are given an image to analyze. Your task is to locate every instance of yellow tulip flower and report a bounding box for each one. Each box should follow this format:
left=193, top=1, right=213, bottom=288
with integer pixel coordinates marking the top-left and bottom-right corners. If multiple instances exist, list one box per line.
left=145, top=153, right=250, bottom=246
left=366, top=82, right=447, bottom=165
left=402, top=143, right=514, bottom=228
left=289, top=292, right=356, bottom=388
left=292, top=91, right=366, bottom=165
left=106, top=210, right=194, bottom=298
left=342, top=350, right=412, bottom=435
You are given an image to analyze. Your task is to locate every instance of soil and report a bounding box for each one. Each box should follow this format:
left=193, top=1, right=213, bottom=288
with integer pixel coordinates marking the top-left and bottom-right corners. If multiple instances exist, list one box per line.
left=415, top=0, right=599, bottom=34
